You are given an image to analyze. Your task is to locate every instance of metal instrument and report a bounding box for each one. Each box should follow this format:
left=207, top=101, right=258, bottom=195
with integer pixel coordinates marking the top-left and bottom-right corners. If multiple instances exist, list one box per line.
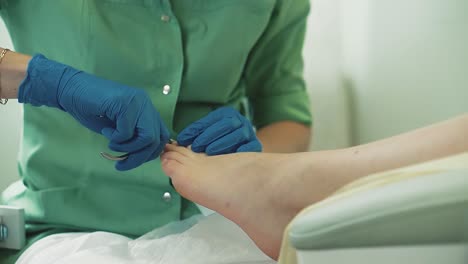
left=101, top=139, right=176, bottom=161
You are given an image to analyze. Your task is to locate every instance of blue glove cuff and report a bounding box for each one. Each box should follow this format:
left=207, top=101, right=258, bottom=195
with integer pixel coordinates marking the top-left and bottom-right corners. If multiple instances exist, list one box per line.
left=18, top=54, right=79, bottom=110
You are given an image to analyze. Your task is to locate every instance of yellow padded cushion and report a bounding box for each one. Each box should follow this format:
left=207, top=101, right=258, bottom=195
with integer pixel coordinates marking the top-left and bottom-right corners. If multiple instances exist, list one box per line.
left=279, top=152, right=468, bottom=264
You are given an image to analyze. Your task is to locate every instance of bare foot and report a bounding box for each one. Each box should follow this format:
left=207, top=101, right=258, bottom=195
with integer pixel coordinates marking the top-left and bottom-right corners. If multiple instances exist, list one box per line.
left=160, top=144, right=336, bottom=259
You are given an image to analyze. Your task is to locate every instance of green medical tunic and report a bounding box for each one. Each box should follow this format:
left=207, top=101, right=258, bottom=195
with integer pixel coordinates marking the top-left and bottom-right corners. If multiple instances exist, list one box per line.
left=0, top=0, right=311, bottom=260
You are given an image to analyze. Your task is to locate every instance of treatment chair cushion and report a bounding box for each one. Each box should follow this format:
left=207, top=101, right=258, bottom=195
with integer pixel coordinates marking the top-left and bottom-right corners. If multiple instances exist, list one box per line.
left=278, top=152, right=468, bottom=264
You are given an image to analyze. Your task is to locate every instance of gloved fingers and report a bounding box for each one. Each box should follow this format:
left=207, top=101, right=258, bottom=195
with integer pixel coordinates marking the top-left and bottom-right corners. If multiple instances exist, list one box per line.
left=205, top=127, right=250, bottom=155
left=104, top=105, right=139, bottom=144
left=102, top=127, right=117, bottom=142
left=176, top=121, right=209, bottom=147
left=176, top=107, right=234, bottom=146
left=147, top=133, right=169, bottom=161
left=190, top=117, right=242, bottom=153
left=159, top=119, right=171, bottom=146
left=113, top=123, right=168, bottom=171
left=104, top=124, right=156, bottom=153
left=236, top=139, right=263, bottom=153
left=107, top=128, right=154, bottom=153
left=147, top=137, right=167, bottom=162
left=107, top=103, right=160, bottom=153
left=115, top=140, right=159, bottom=171
left=155, top=124, right=171, bottom=157
left=113, top=107, right=169, bottom=159
left=150, top=107, right=170, bottom=156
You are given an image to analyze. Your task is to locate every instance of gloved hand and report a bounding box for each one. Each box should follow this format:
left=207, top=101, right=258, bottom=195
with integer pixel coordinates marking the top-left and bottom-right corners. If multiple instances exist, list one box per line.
left=177, top=107, right=262, bottom=155
left=18, top=54, right=170, bottom=171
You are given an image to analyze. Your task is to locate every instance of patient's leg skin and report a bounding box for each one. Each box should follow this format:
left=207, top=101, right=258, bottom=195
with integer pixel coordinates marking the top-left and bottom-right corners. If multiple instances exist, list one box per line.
left=160, top=144, right=348, bottom=259
left=160, top=115, right=468, bottom=259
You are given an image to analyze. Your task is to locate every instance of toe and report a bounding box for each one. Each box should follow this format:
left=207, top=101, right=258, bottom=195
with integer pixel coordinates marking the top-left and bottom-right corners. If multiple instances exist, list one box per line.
left=164, top=144, right=196, bottom=158
left=161, top=150, right=189, bottom=164
left=161, top=158, right=183, bottom=178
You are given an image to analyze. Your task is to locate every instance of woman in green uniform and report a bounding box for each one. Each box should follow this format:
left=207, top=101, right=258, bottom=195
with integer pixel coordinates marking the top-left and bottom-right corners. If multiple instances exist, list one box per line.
left=0, top=0, right=312, bottom=262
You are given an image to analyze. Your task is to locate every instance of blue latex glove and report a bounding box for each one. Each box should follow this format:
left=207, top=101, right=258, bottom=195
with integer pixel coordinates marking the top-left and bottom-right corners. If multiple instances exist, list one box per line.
left=177, top=107, right=262, bottom=155
left=18, top=54, right=170, bottom=171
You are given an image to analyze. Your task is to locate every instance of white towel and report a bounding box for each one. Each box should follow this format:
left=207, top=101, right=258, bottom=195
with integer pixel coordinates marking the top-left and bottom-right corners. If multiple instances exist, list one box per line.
left=17, top=214, right=275, bottom=264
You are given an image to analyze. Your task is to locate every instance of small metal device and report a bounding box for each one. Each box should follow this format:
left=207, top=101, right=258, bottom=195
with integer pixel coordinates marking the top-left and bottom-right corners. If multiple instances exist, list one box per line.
left=101, top=139, right=176, bottom=161
left=0, top=206, right=26, bottom=250
left=100, top=152, right=129, bottom=161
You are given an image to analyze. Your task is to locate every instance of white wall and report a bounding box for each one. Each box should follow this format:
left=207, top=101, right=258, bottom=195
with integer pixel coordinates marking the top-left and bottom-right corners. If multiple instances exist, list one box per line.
left=342, top=0, right=468, bottom=143
left=0, top=19, right=21, bottom=191
left=305, top=0, right=352, bottom=150
left=310, top=0, right=468, bottom=146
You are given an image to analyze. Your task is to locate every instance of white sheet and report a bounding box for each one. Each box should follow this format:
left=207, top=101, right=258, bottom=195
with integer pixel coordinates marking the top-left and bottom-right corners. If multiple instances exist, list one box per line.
left=17, top=214, right=276, bottom=264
